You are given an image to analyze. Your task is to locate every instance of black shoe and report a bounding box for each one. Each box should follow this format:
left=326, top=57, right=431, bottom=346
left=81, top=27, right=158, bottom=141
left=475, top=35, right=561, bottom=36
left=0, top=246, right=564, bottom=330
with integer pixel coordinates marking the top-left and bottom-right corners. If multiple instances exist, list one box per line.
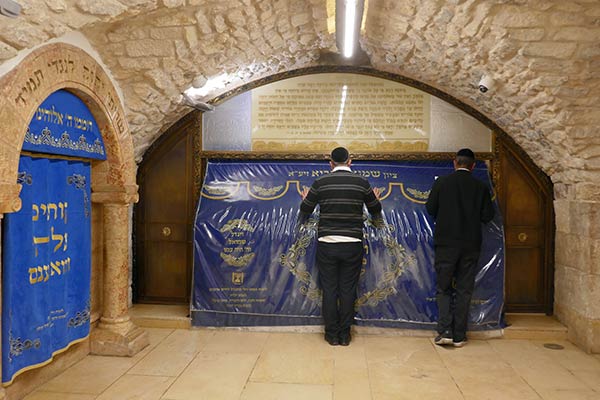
left=453, top=338, right=467, bottom=348
left=325, top=335, right=339, bottom=346
left=339, top=335, right=351, bottom=346
left=434, top=331, right=453, bottom=346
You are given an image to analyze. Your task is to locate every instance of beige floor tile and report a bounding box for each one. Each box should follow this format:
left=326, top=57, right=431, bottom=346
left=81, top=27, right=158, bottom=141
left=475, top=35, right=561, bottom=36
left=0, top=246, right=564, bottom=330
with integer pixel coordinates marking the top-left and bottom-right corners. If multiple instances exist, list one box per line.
left=334, top=352, right=372, bottom=400
left=250, top=350, right=334, bottom=385
left=488, top=339, right=547, bottom=365
left=130, top=328, right=175, bottom=364
left=517, top=365, right=590, bottom=392
left=537, top=389, right=600, bottom=400
left=260, top=332, right=336, bottom=356
left=365, top=336, right=445, bottom=369
left=366, top=337, right=458, bottom=400
left=22, top=330, right=600, bottom=400
left=96, top=374, right=174, bottom=400
left=439, top=341, right=531, bottom=397
left=530, top=340, right=600, bottom=371
left=240, top=382, right=332, bottom=400
left=435, top=340, right=513, bottom=370
left=490, top=339, right=590, bottom=391
left=162, top=352, right=258, bottom=400
left=202, top=330, right=269, bottom=354
left=369, top=364, right=463, bottom=400
left=248, top=332, right=336, bottom=385
left=23, top=392, right=96, bottom=400
left=145, top=328, right=176, bottom=346
left=450, top=367, right=542, bottom=400
left=333, top=335, right=366, bottom=362
left=570, top=369, right=600, bottom=392
left=38, top=355, right=135, bottom=395
left=128, top=329, right=214, bottom=376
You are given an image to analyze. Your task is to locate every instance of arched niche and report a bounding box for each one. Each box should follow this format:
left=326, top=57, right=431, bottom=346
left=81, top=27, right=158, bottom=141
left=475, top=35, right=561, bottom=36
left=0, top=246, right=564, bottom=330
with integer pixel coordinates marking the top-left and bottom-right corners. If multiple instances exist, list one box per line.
left=136, top=67, right=554, bottom=319
left=0, top=43, right=148, bottom=395
left=0, top=43, right=137, bottom=209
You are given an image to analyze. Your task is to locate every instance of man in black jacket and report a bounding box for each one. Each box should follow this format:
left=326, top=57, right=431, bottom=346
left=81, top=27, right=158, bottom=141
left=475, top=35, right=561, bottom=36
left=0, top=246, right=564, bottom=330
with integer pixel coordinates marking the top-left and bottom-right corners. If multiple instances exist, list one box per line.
left=425, top=148, right=495, bottom=348
left=300, top=147, right=382, bottom=346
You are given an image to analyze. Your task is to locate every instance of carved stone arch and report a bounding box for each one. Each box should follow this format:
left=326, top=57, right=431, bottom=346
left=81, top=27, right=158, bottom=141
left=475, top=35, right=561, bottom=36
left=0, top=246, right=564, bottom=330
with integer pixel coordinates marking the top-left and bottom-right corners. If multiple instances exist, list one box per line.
left=0, top=42, right=137, bottom=212
left=0, top=43, right=147, bottom=396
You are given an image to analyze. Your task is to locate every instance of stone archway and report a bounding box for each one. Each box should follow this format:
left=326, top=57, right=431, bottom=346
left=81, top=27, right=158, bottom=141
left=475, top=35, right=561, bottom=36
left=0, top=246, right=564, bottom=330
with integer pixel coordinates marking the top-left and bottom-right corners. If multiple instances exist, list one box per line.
left=0, top=42, right=148, bottom=391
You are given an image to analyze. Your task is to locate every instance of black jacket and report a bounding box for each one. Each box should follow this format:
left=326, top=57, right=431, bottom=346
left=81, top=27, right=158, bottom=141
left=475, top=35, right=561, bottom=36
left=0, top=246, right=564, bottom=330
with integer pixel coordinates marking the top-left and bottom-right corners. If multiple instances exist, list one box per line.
left=425, top=169, right=495, bottom=250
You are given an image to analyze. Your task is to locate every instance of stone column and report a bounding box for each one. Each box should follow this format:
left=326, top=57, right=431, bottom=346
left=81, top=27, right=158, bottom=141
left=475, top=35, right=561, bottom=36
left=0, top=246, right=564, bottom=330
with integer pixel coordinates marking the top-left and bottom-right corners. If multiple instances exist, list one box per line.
left=90, top=188, right=148, bottom=356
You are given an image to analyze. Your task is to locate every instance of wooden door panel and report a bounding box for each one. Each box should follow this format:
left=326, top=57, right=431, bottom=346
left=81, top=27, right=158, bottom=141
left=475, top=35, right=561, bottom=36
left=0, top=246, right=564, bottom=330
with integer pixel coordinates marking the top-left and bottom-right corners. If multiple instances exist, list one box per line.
left=145, top=138, right=189, bottom=223
left=505, top=247, right=542, bottom=305
left=146, top=222, right=188, bottom=242
left=144, top=241, right=189, bottom=300
left=505, top=227, right=542, bottom=247
left=497, top=136, right=554, bottom=314
left=505, top=165, right=541, bottom=226
left=134, top=113, right=197, bottom=304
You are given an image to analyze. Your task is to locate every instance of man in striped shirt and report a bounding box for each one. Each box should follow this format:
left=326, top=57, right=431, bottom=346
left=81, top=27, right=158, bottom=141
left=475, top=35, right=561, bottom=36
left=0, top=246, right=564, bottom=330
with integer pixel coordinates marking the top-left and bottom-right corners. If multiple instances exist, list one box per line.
left=300, top=147, right=382, bottom=346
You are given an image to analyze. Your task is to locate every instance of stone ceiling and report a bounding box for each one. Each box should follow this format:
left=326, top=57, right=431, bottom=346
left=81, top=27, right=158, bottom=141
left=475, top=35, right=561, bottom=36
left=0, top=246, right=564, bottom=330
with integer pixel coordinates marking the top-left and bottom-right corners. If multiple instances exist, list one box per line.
left=0, top=0, right=599, bottom=190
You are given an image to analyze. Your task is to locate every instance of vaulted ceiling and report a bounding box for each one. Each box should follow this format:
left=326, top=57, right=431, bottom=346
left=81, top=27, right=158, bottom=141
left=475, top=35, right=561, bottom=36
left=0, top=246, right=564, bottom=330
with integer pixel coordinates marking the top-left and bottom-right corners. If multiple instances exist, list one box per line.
left=1, top=0, right=599, bottom=187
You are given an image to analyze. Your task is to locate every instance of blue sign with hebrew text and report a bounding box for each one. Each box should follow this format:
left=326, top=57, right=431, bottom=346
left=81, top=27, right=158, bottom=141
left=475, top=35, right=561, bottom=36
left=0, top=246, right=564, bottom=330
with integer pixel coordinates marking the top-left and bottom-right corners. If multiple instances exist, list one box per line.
left=192, top=160, right=504, bottom=331
left=23, top=90, right=106, bottom=160
left=2, top=156, right=91, bottom=384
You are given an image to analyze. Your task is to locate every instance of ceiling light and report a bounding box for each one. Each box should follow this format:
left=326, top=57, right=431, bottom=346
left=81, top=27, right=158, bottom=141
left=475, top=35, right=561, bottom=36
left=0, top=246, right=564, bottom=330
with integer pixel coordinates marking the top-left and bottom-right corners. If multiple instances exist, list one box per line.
left=343, top=0, right=357, bottom=58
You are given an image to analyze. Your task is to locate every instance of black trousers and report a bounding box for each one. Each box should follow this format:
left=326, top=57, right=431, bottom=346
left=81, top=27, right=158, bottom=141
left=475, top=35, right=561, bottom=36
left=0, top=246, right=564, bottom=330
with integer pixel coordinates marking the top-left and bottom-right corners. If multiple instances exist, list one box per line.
left=434, top=245, right=480, bottom=341
left=316, top=241, right=364, bottom=340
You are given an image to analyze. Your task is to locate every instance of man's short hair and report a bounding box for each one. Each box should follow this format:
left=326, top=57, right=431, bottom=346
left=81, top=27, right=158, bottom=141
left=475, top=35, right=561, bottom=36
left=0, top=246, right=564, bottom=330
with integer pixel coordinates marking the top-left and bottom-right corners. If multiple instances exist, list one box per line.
left=331, top=147, right=349, bottom=164
left=456, top=148, right=475, bottom=167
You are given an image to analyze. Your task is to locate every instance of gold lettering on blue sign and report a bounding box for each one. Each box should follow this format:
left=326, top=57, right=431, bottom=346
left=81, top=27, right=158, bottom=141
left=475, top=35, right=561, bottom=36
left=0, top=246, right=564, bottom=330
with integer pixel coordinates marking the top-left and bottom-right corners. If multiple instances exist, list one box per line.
left=28, top=257, right=71, bottom=285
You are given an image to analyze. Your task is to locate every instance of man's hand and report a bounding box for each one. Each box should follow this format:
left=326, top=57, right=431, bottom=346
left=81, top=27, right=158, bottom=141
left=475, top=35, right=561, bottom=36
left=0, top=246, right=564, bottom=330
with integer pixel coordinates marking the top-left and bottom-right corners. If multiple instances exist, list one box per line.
left=301, top=187, right=309, bottom=200
left=373, top=187, right=381, bottom=200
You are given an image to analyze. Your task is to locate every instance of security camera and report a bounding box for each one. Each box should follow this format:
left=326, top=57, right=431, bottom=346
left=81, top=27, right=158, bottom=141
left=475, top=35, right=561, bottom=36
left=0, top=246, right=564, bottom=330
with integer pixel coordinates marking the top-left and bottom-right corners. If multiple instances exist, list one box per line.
left=478, top=75, right=495, bottom=93
left=0, top=0, right=21, bottom=18
left=181, top=92, right=215, bottom=112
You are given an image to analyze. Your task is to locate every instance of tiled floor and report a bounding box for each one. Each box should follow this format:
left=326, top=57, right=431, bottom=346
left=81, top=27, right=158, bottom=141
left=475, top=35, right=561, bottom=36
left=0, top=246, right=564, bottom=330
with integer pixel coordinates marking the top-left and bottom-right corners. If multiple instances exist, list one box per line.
left=24, top=328, right=600, bottom=400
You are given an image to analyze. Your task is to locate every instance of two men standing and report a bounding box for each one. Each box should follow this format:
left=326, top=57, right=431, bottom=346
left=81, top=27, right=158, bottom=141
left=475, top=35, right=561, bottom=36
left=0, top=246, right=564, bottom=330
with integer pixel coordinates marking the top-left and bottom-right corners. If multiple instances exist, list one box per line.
left=300, top=146, right=494, bottom=348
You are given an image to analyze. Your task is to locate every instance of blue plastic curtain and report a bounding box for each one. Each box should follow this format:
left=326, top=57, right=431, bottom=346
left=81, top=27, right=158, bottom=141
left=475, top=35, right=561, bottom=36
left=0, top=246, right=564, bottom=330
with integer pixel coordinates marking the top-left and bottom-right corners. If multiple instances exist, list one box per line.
left=192, top=160, right=504, bottom=330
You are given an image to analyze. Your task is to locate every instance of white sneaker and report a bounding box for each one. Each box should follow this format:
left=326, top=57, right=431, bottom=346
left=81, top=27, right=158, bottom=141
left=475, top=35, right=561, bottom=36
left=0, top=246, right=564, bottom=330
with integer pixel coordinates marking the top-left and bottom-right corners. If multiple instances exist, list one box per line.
left=434, top=333, right=453, bottom=346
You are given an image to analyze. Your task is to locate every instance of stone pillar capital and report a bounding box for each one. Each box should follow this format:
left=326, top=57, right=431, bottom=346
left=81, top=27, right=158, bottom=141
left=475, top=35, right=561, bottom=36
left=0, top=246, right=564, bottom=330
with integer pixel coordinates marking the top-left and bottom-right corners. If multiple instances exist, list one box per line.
left=0, top=183, right=22, bottom=214
left=91, top=184, right=139, bottom=204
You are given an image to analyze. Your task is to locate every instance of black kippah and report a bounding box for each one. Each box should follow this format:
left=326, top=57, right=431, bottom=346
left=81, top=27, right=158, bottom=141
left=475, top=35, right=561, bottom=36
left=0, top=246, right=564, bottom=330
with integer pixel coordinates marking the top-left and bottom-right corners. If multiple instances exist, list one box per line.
left=456, top=148, right=475, bottom=159
left=331, top=147, right=349, bottom=163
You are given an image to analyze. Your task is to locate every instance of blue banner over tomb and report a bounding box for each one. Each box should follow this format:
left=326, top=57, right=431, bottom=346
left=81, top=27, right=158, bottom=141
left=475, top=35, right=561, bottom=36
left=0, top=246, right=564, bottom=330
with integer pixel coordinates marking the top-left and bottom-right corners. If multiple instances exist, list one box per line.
left=192, top=160, right=505, bottom=331
left=23, top=90, right=106, bottom=160
left=2, top=156, right=91, bottom=384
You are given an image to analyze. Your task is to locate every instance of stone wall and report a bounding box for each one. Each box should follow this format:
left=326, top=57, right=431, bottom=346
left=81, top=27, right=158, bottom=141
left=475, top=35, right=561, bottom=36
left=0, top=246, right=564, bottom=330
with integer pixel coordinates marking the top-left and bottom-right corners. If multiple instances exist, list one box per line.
left=0, top=0, right=599, bottom=352
left=555, top=192, right=600, bottom=352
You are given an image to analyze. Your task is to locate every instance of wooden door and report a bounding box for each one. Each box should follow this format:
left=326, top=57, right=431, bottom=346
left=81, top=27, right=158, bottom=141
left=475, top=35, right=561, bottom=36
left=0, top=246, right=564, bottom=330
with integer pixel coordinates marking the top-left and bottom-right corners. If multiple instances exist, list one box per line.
left=134, top=115, right=197, bottom=304
left=495, top=135, right=554, bottom=314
